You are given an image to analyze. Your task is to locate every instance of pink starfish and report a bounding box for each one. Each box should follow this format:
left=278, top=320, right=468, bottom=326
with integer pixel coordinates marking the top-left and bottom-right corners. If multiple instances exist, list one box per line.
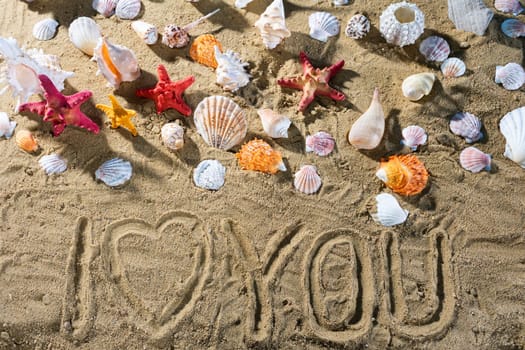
left=277, top=52, right=345, bottom=112
left=18, top=75, right=99, bottom=137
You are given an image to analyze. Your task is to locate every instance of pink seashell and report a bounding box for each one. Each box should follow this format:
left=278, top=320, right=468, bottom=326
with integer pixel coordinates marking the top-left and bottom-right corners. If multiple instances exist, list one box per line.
left=305, top=131, right=335, bottom=156
left=92, top=0, right=117, bottom=17
left=441, top=57, right=466, bottom=78
left=501, top=19, right=525, bottom=38
left=294, top=165, right=322, bottom=194
left=459, top=146, right=491, bottom=173
left=495, top=0, right=524, bottom=15
left=419, top=36, right=450, bottom=62
left=450, top=112, right=483, bottom=143
left=401, top=125, right=427, bottom=151
left=495, top=63, right=525, bottom=90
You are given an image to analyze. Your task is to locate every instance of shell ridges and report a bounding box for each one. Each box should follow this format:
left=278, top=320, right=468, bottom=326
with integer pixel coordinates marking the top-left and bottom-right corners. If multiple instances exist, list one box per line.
left=95, top=158, right=133, bottom=187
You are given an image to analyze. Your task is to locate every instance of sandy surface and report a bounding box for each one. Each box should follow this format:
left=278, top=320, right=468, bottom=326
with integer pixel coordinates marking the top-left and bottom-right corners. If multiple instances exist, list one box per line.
left=0, top=0, right=524, bottom=349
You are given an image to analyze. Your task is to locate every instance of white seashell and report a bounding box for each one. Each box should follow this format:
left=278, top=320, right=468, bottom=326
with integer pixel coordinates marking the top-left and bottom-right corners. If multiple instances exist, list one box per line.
left=95, top=158, right=133, bottom=187
left=306, top=131, right=335, bottom=156
left=459, top=146, right=491, bottom=173
left=499, top=106, right=525, bottom=168
left=450, top=112, right=483, bottom=143
left=348, top=88, right=385, bottom=150
left=333, top=0, right=349, bottom=5
left=495, top=0, right=524, bottom=15
left=194, top=96, right=248, bottom=150
left=448, top=0, right=494, bottom=36
left=372, top=193, right=409, bottom=226
left=495, top=63, right=525, bottom=91
left=294, top=165, right=322, bottom=194
left=401, top=125, right=427, bottom=151
left=441, top=57, right=466, bottom=78
left=0, top=112, right=16, bottom=139
left=235, top=0, right=253, bottom=8
left=32, top=19, right=59, bottom=41
left=39, top=154, right=67, bottom=175
left=401, top=72, right=435, bottom=101
left=161, top=122, right=184, bottom=151
left=115, top=0, right=141, bottom=20
left=68, top=17, right=102, bottom=56
left=379, top=2, right=425, bottom=47
left=501, top=19, right=525, bottom=38
left=93, top=37, right=140, bottom=89
left=308, top=12, right=340, bottom=42
left=92, top=0, right=117, bottom=17
left=254, top=0, right=291, bottom=50
left=193, top=159, right=226, bottom=191
left=257, top=108, right=291, bottom=138
left=214, top=46, right=251, bottom=92
left=345, top=14, right=370, bottom=39
left=131, top=21, right=158, bottom=45
left=419, top=36, right=450, bottom=62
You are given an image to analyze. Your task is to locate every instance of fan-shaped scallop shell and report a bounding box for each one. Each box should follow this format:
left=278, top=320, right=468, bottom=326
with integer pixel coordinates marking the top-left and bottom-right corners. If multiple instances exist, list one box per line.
left=375, top=154, right=428, bottom=196
left=193, top=159, right=226, bottom=190
left=95, top=158, right=133, bottom=187
left=15, top=129, right=38, bottom=152
left=236, top=138, right=286, bottom=174
left=306, top=131, right=335, bottom=156
left=68, top=17, right=102, bottom=56
left=32, top=19, right=59, bottom=41
left=379, top=1, right=425, bottom=47
left=345, top=14, right=370, bottom=39
left=372, top=193, right=408, bottom=226
left=215, top=46, right=251, bottom=92
left=39, top=154, right=67, bottom=175
left=257, top=108, right=291, bottom=138
left=419, top=36, right=450, bottom=62
left=93, top=37, right=141, bottom=88
left=115, top=0, right=141, bottom=20
left=460, top=146, right=491, bottom=173
left=161, top=122, right=184, bottom=151
left=131, top=21, right=158, bottom=45
left=448, top=0, right=494, bottom=36
left=92, top=0, right=117, bottom=17
left=441, top=57, right=466, bottom=78
left=495, top=0, right=524, bottom=15
left=401, top=72, right=435, bottom=101
left=499, top=106, right=525, bottom=168
left=309, top=12, right=340, bottom=42
left=294, top=165, right=322, bottom=194
left=189, top=34, right=222, bottom=69
left=401, top=125, right=427, bottom=151
left=495, top=63, right=525, bottom=90
left=0, top=112, right=16, bottom=139
left=501, top=19, right=525, bottom=38
left=193, top=95, right=247, bottom=150
left=450, top=112, right=483, bottom=143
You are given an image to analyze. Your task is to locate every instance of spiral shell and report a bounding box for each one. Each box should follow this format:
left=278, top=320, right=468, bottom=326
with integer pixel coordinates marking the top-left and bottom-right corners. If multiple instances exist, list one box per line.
left=92, top=0, right=117, bottom=17
left=305, top=131, right=335, bottom=156
left=68, top=17, right=102, bottom=56
left=32, top=19, right=59, bottom=41
left=499, top=106, right=525, bottom=168
left=162, top=25, right=190, bottom=48
left=189, top=34, right=222, bottom=69
left=419, top=36, right=450, bottom=62
left=257, top=108, right=291, bottom=139
left=375, top=154, right=428, bottom=196
left=372, top=193, right=409, bottom=226
left=193, top=159, right=226, bottom=191
left=131, top=21, right=158, bottom=45
left=308, top=12, right=340, bottom=42
left=450, top=112, right=483, bottom=143
left=495, top=63, right=525, bottom=91
left=401, top=72, right=435, bottom=101
left=254, top=0, right=291, bottom=49
left=294, top=165, right=322, bottom=194
left=95, top=158, right=133, bottom=187
left=379, top=1, right=425, bottom=47
left=441, top=57, right=466, bottom=78
left=161, top=122, right=184, bottom=151
left=39, top=154, right=67, bottom=175
left=93, top=37, right=141, bottom=88
left=345, top=14, right=370, bottom=39
left=0, top=112, right=16, bottom=139
left=459, top=146, right=491, bottom=173
left=401, top=125, right=427, bottom=151
left=15, top=129, right=38, bottom=152
left=115, top=0, right=141, bottom=20
left=214, top=46, right=251, bottom=92
left=236, top=139, right=286, bottom=174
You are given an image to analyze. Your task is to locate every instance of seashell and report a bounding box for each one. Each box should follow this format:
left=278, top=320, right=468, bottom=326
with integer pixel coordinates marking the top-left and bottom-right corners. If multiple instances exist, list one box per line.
left=115, top=0, right=141, bottom=20
left=333, top=0, right=349, bottom=5
left=161, top=122, right=184, bottom=151
left=448, top=0, right=494, bottom=36
left=93, top=37, right=141, bottom=89
left=235, top=0, right=253, bottom=8
left=459, top=146, right=491, bottom=173
left=257, top=108, right=291, bottom=138
left=194, top=95, right=247, bottom=150
left=254, top=0, right=291, bottom=50
left=32, top=19, right=59, bottom=41
left=193, top=159, right=226, bottom=190
left=68, top=17, right=102, bottom=56
left=39, top=154, right=67, bottom=175
left=0, top=112, right=16, bottom=139
left=419, top=36, right=450, bottom=62
left=501, top=19, right=525, bottom=38
left=345, top=14, right=370, bottom=39
left=348, top=88, right=385, bottom=150
left=375, top=154, right=428, bottom=196
left=214, top=46, right=251, bottom=92
left=161, top=9, right=220, bottom=49
left=450, top=112, right=483, bottom=143
left=441, top=57, right=466, bottom=78
left=401, top=125, right=427, bottom=151
left=499, top=106, right=525, bottom=167
left=379, top=2, right=425, bottom=47
left=15, top=129, right=38, bottom=152
left=495, top=0, right=524, bottom=15
left=372, top=193, right=409, bottom=226
left=189, top=34, right=222, bottom=69
left=306, top=131, right=335, bottom=156
left=495, top=63, right=525, bottom=91
left=294, top=165, right=322, bottom=194
left=236, top=138, right=286, bottom=174
left=92, top=0, right=117, bottom=17
left=131, top=21, right=158, bottom=45
left=95, top=158, right=133, bottom=187
left=401, top=72, right=435, bottom=101
left=308, top=12, right=340, bottom=42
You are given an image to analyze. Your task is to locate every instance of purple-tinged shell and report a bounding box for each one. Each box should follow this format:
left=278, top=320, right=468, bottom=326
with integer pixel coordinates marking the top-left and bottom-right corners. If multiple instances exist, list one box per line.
left=419, top=36, right=450, bottom=62
left=450, top=112, right=483, bottom=143
left=92, top=0, right=117, bottom=17
left=459, top=146, right=491, bottom=173
left=501, top=19, right=525, bottom=38
left=345, top=14, right=370, bottom=39
left=401, top=125, right=427, bottom=151
left=495, top=63, right=525, bottom=90
left=305, top=131, right=335, bottom=156
left=441, top=57, right=466, bottom=78
left=294, top=165, right=322, bottom=194
left=495, top=0, right=524, bottom=15
left=115, top=0, right=141, bottom=20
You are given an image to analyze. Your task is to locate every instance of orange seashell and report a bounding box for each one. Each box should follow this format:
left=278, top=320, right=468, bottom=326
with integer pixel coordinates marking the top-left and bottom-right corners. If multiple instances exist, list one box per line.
left=15, top=130, right=39, bottom=153
left=236, top=138, right=286, bottom=174
left=189, top=34, right=222, bottom=69
left=375, top=155, right=428, bottom=195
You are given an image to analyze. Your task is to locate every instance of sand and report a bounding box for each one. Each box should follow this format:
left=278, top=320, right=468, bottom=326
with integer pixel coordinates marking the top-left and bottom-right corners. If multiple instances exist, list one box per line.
left=0, top=0, right=524, bottom=348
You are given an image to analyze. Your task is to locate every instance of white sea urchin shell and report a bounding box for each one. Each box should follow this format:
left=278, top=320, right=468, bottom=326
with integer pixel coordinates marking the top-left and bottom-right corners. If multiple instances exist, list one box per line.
left=379, top=1, right=425, bottom=47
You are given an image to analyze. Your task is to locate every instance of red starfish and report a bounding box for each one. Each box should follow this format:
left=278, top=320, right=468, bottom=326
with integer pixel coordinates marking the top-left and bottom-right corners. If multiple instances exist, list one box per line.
left=18, top=75, right=99, bottom=137
left=136, top=64, right=195, bottom=116
left=277, top=52, right=345, bottom=112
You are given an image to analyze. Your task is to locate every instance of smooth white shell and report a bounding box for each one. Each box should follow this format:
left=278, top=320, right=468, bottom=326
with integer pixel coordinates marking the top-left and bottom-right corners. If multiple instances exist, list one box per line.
left=193, top=159, right=226, bottom=191
left=379, top=1, right=425, bottom=47
left=495, top=0, right=524, bottom=15
left=93, top=37, right=141, bottom=89
left=115, top=0, right=141, bottom=20
left=0, top=112, right=16, bottom=139
left=306, top=131, right=335, bottom=156
left=401, top=125, right=427, bottom=151
left=95, top=158, right=133, bottom=187
left=348, top=88, right=385, bottom=150
left=500, top=106, right=525, bottom=168
left=450, top=112, right=483, bottom=143
left=401, top=72, right=435, bottom=101
left=495, top=63, right=525, bottom=91
left=372, top=193, right=409, bottom=226
left=448, top=0, right=494, bottom=35
left=92, top=0, right=117, bottom=17
left=345, top=14, right=370, bottom=39
left=333, top=0, right=349, bottom=5
left=419, top=36, right=450, bottom=62
left=459, top=146, right=492, bottom=173
left=294, top=165, right=322, bottom=195
left=68, top=17, right=102, bottom=56
left=257, top=108, right=291, bottom=138
left=235, top=0, right=253, bottom=8
left=131, top=21, right=158, bottom=45
left=161, top=122, right=184, bottom=151
left=32, top=19, right=59, bottom=41
left=214, top=46, right=251, bottom=92
left=441, top=57, right=466, bottom=78
left=254, top=0, right=291, bottom=49
left=308, top=12, right=340, bottom=42
left=501, top=19, right=525, bottom=38
left=39, top=154, right=67, bottom=175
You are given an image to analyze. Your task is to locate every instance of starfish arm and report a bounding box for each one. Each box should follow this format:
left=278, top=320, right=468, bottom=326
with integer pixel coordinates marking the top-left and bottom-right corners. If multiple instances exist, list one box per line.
left=136, top=87, right=157, bottom=100
left=313, top=85, right=346, bottom=101
left=298, top=85, right=317, bottom=112
left=174, top=75, right=195, bottom=91
left=119, top=119, right=138, bottom=136
left=157, top=64, right=171, bottom=83
left=325, top=59, right=345, bottom=81
left=277, top=77, right=304, bottom=90
left=52, top=122, right=66, bottom=137
left=18, top=100, right=47, bottom=116
left=299, top=52, right=314, bottom=73
left=163, top=93, right=192, bottom=116
left=44, top=108, right=63, bottom=123
left=39, top=74, right=67, bottom=106
left=69, top=109, right=100, bottom=134
left=67, top=90, right=92, bottom=108
left=95, top=103, right=113, bottom=116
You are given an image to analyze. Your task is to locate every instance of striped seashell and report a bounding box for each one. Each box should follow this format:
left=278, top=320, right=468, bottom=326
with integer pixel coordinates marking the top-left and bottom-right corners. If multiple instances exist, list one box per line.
left=495, top=62, right=525, bottom=90
left=375, top=154, right=428, bottom=196
left=495, top=0, right=524, bottom=15
left=32, top=19, right=59, bottom=41
left=95, top=158, right=133, bottom=187
left=308, top=12, right=340, bottom=42
left=306, top=131, right=335, bottom=156
left=441, top=57, right=466, bottom=78
left=257, top=108, right=291, bottom=138
left=345, top=14, right=370, bottom=39
left=448, top=0, right=494, bottom=36
left=161, top=122, right=184, bottom=151
left=501, top=18, right=525, bottom=38
left=93, top=37, right=141, bottom=88
left=15, top=129, right=38, bottom=152
left=401, top=72, right=435, bottom=101
left=0, top=112, right=16, bottom=139
left=372, top=193, right=409, bottom=226
left=193, top=159, right=226, bottom=190
left=450, top=112, right=483, bottom=143
left=499, top=106, right=525, bottom=168
left=68, top=17, right=102, bottom=56
left=115, top=0, right=141, bottom=20
left=131, top=21, right=158, bottom=45
left=401, top=125, right=427, bottom=151
left=419, top=36, right=450, bottom=62
left=459, top=146, right=491, bottom=173
left=189, top=34, right=222, bottom=69
left=92, top=0, right=117, bottom=17
left=294, top=165, right=322, bottom=194
left=39, top=154, right=67, bottom=175
left=379, top=2, right=425, bottom=47
left=236, top=138, right=286, bottom=174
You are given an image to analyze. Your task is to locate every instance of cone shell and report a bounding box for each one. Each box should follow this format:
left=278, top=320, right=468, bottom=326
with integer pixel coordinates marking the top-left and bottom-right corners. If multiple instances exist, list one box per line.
left=419, top=36, right=450, bottom=62
left=115, top=0, right=141, bottom=20
left=459, top=146, right=491, bottom=173
left=92, top=0, right=117, bottom=17
left=0, top=112, right=16, bottom=139
left=375, top=154, right=428, bottom=196
left=32, top=19, right=59, bottom=41
left=294, top=165, right=322, bottom=194
left=401, top=125, right=427, bottom=151
left=345, top=14, right=370, bottom=39
left=93, top=37, right=141, bottom=88
left=441, top=57, right=466, bottom=78
left=161, top=122, right=184, bottom=151
left=131, top=21, right=158, bottom=45
left=68, top=17, right=102, bottom=56
left=162, top=25, right=190, bottom=48
left=495, top=63, right=525, bottom=91
left=401, top=72, right=435, bottom=101
left=189, top=34, right=222, bottom=69
left=379, top=1, right=425, bottom=47
left=39, top=154, right=67, bottom=175
left=257, top=108, right=291, bottom=138
left=95, top=158, right=133, bottom=187
left=501, top=19, right=525, bottom=38
left=450, top=112, right=483, bottom=143
left=15, top=129, right=38, bottom=152
left=372, top=193, right=409, bottom=226
left=193, top=159, right=226, bottom=191
left=308, top=12, right=340, bottom=42
left=348, top=88, right=385, bottom=150
left=499, top=106, right=525, bottom=168
left=495, top=0, right=524, bottom=15
left=236, top=138, right=286, bottom=174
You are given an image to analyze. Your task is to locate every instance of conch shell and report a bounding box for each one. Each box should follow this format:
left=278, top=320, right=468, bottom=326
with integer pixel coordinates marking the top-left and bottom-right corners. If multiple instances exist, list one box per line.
left=92, top=37, right=140, bottom=89
left=214, top=46, right=251, bottom=92
left=254, top=0, right=291, bottom=49
left=375, top=154, right=428, bottom=196
left=257, top=108, right=291, bottom=138
left=348, top=88, right=385, bottom=150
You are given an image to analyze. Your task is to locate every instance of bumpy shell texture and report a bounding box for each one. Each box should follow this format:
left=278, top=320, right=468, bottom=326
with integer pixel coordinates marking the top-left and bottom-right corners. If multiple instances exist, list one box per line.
left=499, top=106, right=525, bottom=168
left=459, top=146, right=491, bottom=173
left=450, top=112, right=483, bottom=143
left=379, top=1, right=425, bottom=47
left=190, top=34, right=222, bottom=68
left=345, top=14, right=370, bottom=39
left=95, top=158, right=133, bottom=187
left=193, top=159, right=226, bottom=190
left=308, top=12, right=340, bottom=42
left=215, top=46, right=251, bottom=92
left=236, top=138, right=286, bottom=174
left=372, top=193, right=409, bottom=226
left=294, top=165, right=322, bottom=194
left=375, top=154, right=428, bottom=196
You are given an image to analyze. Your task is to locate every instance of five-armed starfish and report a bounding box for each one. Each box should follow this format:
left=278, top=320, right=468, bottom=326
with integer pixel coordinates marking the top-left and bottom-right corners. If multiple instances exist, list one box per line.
left=96, top=95, right=138, bottom=136
left=136, top=64, right=195, bottom=116
left=277, top=52, right=345, bottom=112
left=18, top=75, right=99, bottom=137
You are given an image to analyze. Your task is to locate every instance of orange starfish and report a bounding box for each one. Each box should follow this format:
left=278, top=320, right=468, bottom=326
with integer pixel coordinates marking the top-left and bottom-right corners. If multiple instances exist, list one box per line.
left=96, top=95, right=138, bottom=136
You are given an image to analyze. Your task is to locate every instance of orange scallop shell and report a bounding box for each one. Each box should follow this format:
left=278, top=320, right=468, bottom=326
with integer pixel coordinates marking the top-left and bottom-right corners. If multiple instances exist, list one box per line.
left=189, top=34, right=222, bottom=69
left=15, top=130, right=38, bottom=153
left=377, top=155, right=428, bottom=195
left=236, top=138, right=284, bottom=174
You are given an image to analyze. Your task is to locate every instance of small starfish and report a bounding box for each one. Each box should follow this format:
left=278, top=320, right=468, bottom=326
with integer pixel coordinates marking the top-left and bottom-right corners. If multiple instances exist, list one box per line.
left=18, top=74, right=99, bottom=137
left=277, top=51, right=345, bottom=112
left=96, top=95, right=138, bottom=136
left=136, top=64, right=195, bottom=116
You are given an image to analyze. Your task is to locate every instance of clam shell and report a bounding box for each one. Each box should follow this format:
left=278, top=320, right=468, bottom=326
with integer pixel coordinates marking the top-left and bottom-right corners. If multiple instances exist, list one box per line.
left=15, top=129, right=38, bottom=152
left=372, top=193, right=409, bottom=226
left=93, top=37, right=141, bottom=88
left=162, top=25, right=189, bottom=48
left=189, top=34, right=222, bottom=68
left=401, top=72, right=435, bottom=101
left=0, top=112, right=17, bottom=139
left=95, top=158, right=133, bottom=187
left=499, top=106, right=525, bottom=167
left=193, top=95, right=247, bottom=150
left=448, top=0, right=494, bottom=35
left=294, top=165, right=322, bottom=194
left=441, top=57, right=466, bottom=78
left=68, top=17, right=102, bottom=56
left=257, top=108, right=291, bottom=138
left=501, top=19, right=525, bottom=38
left=254, top=0, right=291, bottom=49
left=193, top=159, right=226, bottom=191
left=39, top=154, right=67, bottom=175
left=32, top=19, right=59, bottom=41
left=459, top=146, right=491, bottom=173
left=215, top=46, right=251, bottom=92
left=379, top=2, right=425, bottom=47
left=92, top=0, right=117, bottom=17
left=375, top=155, right=428, bottom=196
left=115, top=0, right=141, bottom=20
left=495, top=0, right=524, bottom=15
left=308, top=12, right=340, bottom=42
left=401, top=125, right=427, bottom=151
left=161, top=122, right=184, bottom=151
left=345, top=14, right=370, bottom=39
left=495, top=63, right=525, bottom=90
left=419, top=36, right=450, bottom=62
left=131, top=21, right=158, bottom=45
left=305, top=131, right=335, bottom=156
left=348, top=88, right=385, bottom=150
left=450, top=112, right=483, bottom=143
left=236, top=138, right=286, bottom=174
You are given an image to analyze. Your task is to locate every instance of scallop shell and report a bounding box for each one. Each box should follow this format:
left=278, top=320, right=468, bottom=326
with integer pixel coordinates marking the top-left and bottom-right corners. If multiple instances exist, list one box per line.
left=92, top=0, right=117, bottom=17
left=501, top=19, right=525, bottom=38
left=189, top=34, right=222, bottom=69
left=499, top=106, right=525, bottom=167
left=448, top=0, right=494, bottom=35
left=345, top=14, right=370, bottom=39
left=257, top=108, right=291, bottom=139
left=93, top=37, right=141, bottom=89
left=495, top=0, right=524, bottom=15
left=308, top=12, right=340, bottom=42
left=460, top=146, right=492, bottom=173
left=375, top=154, right=428, bottom=196
left=401, top=72, right=435, bottom=101
left=441, top=57, right=466, bottom=78
left=495, top=63, right=525, bottom=91
left=254, top=0, right=291, bottom=49
left=161, top=122, right=184, bottom=151
left=39, top=154, right=67, bottom=175
left=305, top=131, right=335, bottom=156
left=419, top=36, right=450, bottom=62
left=32, top=19, right=59, bottom=41
left=194, top=95, right=247, bottom=150
left=95, top=158, right=133, bottom=187
left=193, top=159, right=226, bottom=191
left=214, top=46, right=251, bottom=92
left=15, top=129, right=38, bottom=152
left=236, top=138, right=286, bottom=174
left=348, top=88, right=385, bottom=150
left=131, top=21, right=158, bottom=45
left=372, top=193, right=409, bottom=226
left=0, top=112, right=16, bottom=139
left=294, top=165, right=322, bottom=194
left=379, top=1, right=425, bottom=47
left=68, top=17, right=102, bottom=56
left=450, top=112, right=483, bottom=143
left=401, top=125, right=427, bottom=151
left=115, top=0, right=141, bottom=20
